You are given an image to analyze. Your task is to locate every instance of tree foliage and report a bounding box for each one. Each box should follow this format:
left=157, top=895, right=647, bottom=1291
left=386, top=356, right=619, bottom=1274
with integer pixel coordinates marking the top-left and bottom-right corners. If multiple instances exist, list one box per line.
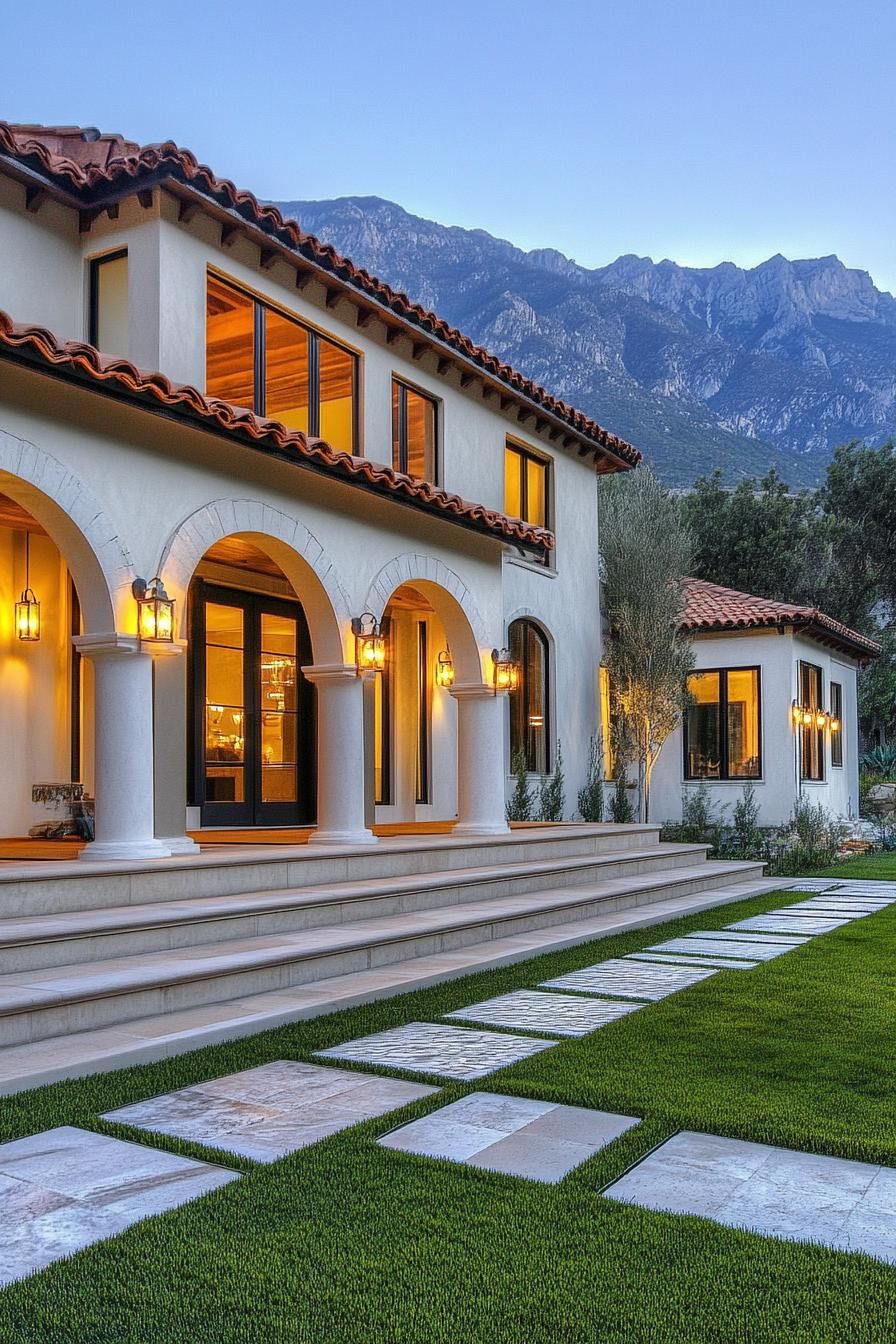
left=600, top=468, right=695, bottom=822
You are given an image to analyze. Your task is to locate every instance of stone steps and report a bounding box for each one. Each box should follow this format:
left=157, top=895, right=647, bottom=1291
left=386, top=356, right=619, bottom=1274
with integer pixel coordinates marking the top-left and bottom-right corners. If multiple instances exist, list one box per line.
left=0, top=858, right=765, bottom=1048
left=0, top=843, right=710, bottom=972
left=0, top=877, right=779, bottom=1095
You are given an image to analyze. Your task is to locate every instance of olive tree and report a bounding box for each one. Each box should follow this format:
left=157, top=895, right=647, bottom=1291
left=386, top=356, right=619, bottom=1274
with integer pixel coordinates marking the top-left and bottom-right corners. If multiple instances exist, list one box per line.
left=600, top=467, right=694, bottom=823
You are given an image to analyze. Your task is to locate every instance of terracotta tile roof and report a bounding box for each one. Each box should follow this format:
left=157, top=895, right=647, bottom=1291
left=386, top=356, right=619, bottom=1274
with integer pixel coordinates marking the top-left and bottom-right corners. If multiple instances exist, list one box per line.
left=681, top=577, right=880, bottom=660
left=0, top=310, right=553, bottom=554
left=0, top=121, right=640, bottom=472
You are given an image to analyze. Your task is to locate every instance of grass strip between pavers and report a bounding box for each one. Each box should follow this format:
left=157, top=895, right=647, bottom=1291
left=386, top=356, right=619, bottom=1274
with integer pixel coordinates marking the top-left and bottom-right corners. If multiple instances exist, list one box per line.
left=0, top=874, right=895, bottom=1344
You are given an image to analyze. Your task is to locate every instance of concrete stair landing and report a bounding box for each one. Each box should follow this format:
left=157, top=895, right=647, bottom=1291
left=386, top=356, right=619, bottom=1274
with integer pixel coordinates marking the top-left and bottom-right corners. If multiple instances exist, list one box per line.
left=0, top=825, right=773, bottom=1094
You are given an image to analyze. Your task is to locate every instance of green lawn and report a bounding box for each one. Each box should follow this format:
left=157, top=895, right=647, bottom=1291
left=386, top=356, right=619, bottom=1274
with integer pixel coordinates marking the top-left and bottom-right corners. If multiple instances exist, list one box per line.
left=810, top=852, right=896, bottom=880
left=1, top=884, right=895, bottom=1343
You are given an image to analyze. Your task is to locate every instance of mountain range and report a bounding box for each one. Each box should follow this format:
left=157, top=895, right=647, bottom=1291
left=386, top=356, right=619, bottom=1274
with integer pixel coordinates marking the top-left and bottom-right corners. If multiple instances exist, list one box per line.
left=274, top=195, right=896, bottom=487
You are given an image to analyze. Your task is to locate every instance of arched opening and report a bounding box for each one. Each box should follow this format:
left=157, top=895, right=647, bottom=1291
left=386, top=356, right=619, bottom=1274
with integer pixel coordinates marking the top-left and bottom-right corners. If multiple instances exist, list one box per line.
left=371, top=575, right=484, bottom=829
left=508, top=617, right=552, bottom=775
left=187, top=536, right=318, bottom=829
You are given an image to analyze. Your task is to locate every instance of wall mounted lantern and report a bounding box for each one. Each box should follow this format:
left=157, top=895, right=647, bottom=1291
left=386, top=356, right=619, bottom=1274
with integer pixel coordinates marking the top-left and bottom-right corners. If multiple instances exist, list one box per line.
left=133, top=576, right=175, bottom=643
left=352, top=612, right=385, bottom=673
left=435, top=648, right=455, bottom=688
left=491, top=646, right=521, bottom=695
left=815, top=709, right=828, bottom=731
left=830, top=715, right=841, bottom=734
left=15, top=532, right=40, bottom=642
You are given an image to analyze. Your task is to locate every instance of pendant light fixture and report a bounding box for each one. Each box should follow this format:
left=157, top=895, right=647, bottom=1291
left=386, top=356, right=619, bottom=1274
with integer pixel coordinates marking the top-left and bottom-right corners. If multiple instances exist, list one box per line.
left=15, top=531, right=40, bottom=642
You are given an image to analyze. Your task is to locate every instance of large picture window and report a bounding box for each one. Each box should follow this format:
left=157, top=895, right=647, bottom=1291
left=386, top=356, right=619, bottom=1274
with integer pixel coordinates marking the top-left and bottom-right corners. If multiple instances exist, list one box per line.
left=831, top=681, right=843, bottom=768
left=508, top=618, right=550, bottom=774
left=392, top=379, right=438, bottom=482
left=685, top=667, right=761, bottom=780
left=504, top=442, right=550, bottom=530
left=206, top=275, right=358, bottom=453
left=800, top=661, right=825, bottom=781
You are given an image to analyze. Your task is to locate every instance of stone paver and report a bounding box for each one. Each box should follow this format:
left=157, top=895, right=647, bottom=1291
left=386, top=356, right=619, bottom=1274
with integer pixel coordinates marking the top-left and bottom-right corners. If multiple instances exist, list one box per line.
left=315, top=1022, right=556, bottom=1080
left=626, top=952, right=758, bottom=970
left=781, top=880, right=841, bottom=892
left=646, top=936, right=800, bottom=961
left=379, top=1091, right=639, bottom=1183
left=604, top=1129, right=896, bottom=1263
left=0, top=1125, right=238, bottom=1287
left=788, top=899, right=889, bottom=914
left=104, top=1061, right=438, bottom=1161
left=727, top=914, right=853, bottom=935
left=541, top=957, right=717, bottom=1001
left=445, top=989, right=643, bottom=1036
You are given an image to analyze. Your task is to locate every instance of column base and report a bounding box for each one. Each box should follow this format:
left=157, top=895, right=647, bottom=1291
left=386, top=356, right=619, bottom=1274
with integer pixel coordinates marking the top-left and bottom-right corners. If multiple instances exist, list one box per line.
left=308, top=828, right=378, bottom=847
left=79, top=838, right=173, bottom=862
left=452, top=821, right=511, bottom=837
left=155, top=834, right=201, bottom=855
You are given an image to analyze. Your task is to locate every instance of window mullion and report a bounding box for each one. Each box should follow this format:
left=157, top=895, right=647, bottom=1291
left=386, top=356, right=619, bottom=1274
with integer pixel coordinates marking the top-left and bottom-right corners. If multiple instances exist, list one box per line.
left=308, top=331, right=320, bottom=436
left=720, top=671, right=729, bottom=780
left=254, top=302, right=266, bottom=417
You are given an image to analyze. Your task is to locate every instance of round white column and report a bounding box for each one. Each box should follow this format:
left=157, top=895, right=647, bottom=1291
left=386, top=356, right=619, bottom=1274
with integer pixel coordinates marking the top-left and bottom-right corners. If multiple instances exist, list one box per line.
left=74, top=634, right=172, bottom=861
left=451, top=683, right=510, bottom=836
left=303, top=664, right=377, bottom=845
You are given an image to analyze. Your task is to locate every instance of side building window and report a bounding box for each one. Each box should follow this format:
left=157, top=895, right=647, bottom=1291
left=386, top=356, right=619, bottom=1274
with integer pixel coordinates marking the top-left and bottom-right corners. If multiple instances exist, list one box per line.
left=685, top=667, right=761, bottom=780
left=831, top=681, right=843, bottom=768
left=206, top=274, right=358, bottom=454
left=392, top=379, right=438, bottom=481
left=508, top=618, right=550, bottom=774
left=504, top=442, right=550, bottom=530
left=799, top=661, right=825, bottom=781
left=88, top=249, right=128, bottom=354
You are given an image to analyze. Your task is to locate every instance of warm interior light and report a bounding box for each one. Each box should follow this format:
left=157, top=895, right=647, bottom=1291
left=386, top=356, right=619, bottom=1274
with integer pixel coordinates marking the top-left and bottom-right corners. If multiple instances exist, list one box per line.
left=491, top=647, right=521, bottom=695
left=436, top=649, right=455, bottom=688
left=134, top=576, right=175, bottom=643
left=16, top=532, right=41, bottom=642
left=352, top=612, right=385, bottom=673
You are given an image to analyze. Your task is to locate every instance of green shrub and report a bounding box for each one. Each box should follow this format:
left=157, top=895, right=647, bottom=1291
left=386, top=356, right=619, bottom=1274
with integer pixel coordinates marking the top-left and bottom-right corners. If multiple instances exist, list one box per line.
left=731, top=782, right=762, bottom=857
left=537, top=743, right=565, bottom=822
left=860, top=770, right=885, bottom=817
left=505, top=750, right=534, bottom=823
left=861, top=743, right=896, bottom=777
left=577, top=736, right=605, bottom=822
left=608, top=763, right=635, bottom=823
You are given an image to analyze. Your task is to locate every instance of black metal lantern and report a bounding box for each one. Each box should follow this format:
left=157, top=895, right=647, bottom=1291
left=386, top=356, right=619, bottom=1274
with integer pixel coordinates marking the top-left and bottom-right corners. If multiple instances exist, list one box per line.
left=352, top=612, right=386, bottom=673
left=133, top=576, right=175, bottom=643
left=436, top=648, right=455, bottom=688
left=15, top=532, right=40, bottom=642
left=491, top=646, right=521, bottom=695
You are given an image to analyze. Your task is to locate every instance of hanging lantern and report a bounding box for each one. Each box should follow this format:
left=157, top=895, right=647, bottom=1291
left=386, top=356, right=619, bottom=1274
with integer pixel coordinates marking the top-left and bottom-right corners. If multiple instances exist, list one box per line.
left=801, top=708, right=814, bottom=727
left=133, top=576, right=175, bottom=643
left=491, top=646, right=521, bottom=695
left=831, top=716, right=841, bottom=734
left=352, top=612, right=385, bottom=673
left=15, top=532, right=40, bottom=642
left=436, top=648, right=455, bottom=688
left=815, top=708, right=827, bottom=731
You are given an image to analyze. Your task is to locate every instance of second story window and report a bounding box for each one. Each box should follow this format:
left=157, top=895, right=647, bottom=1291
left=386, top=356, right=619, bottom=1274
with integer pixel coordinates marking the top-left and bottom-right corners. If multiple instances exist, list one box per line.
left=206, top=275, right=358, bottom=454
left=392, top=379, right=437, bottom=481
left=88, top=249, right=128, bottom=355
left=504, top=441, right=550, bottom=529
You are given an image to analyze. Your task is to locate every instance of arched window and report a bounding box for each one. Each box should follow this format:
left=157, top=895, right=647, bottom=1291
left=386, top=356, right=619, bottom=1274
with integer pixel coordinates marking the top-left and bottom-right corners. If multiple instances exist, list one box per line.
left=509, top=619, right=550, bottom=773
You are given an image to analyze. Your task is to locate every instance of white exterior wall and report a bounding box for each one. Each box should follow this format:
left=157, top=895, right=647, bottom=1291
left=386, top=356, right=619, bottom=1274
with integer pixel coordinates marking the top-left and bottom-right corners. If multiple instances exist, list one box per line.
left=650, top=629, right=861, bottom=828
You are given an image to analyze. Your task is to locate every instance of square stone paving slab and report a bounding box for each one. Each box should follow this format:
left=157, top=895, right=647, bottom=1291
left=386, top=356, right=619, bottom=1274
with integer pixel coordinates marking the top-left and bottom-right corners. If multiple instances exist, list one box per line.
left=379, top=1091, right=639, bottom=1183
left=626, top=952, right=759, bottom=970
left=315, top=1022, right=556, bottom=1081
left=0, top=1125, right=238, bottom=1287
left=603, top=1130, right=896, bottom=1263
left=788, top=899, right=888, bottom=913
left=445, top=990, right=643, bottom=1036
left=727, top=914, right=853, bottom=934
left=104, top=1061, right=437, bottom=1161
left=541, top=958, right=718, bottom=1001
left=646, top=936, right=801, bottom=961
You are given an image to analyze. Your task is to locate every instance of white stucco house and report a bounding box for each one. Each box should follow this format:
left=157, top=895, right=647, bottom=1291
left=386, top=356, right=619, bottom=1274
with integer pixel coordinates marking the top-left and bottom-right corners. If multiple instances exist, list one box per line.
left=651, top=579, right=880, bottom=828
left=0, top=120, right=646, bottom=860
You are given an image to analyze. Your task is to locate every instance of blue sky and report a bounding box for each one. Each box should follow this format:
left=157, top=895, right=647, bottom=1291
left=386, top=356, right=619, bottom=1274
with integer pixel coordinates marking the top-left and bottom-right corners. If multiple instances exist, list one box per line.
left=3, top=0, right=894, bottom=291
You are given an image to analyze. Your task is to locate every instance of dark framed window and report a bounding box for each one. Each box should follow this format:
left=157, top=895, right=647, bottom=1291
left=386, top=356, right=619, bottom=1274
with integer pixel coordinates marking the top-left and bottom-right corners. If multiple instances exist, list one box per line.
left=206, top=274, right=358, bottom=454
left=831, top=681, right=843, bottom=768
left=504, top=441, right=550, bottom=530
left=685, top=667, right=761, bottom=780
left=416, top=621, right=431, bottom=803
left=799, top=661, right=825, bottom=781
left=88, top=248, right=128, bottom=353
left=508, top=618, right=550, bottom=773
left=392, top=379, right=438, bottom=482
left=374, top=617, right=392, bottom=805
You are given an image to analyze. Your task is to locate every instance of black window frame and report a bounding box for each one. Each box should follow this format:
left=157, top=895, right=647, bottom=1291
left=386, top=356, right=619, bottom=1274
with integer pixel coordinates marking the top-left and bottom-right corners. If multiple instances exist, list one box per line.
left=415, top=620, right=431, bottom=804
left=206, top=273, right=359, bottom=453
left=374, top=615, right=392, bottom=806
left=683, top=665, right=763, bottom=781
left=508, top=618, right=551, bottom=774
left=831, top=680, right=843, bottom=768
left=799, top=661, right=825, bottom=782
left=392, top=377, right=439, bottom=483
left=87, top=247, right=128, bottom=348
left=504, top=439, right=552, bottom=531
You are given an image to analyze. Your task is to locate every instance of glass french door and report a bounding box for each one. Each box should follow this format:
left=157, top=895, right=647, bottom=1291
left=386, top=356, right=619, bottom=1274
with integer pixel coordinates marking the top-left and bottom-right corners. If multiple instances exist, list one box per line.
left=190, top=582, right=315, bottom=827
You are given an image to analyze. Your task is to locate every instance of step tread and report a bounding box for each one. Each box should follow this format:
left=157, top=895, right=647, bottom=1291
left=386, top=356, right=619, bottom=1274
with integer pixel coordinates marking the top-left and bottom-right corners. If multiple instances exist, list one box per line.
left=0, top=878, right=780, bottom=1095
left=0, top=860, right=766, bottom=1012
left=0, top=843, right=712, bottom=945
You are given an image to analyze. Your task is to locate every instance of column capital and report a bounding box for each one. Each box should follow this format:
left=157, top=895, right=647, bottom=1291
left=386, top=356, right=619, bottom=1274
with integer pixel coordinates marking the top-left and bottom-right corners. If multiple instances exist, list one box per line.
left=73, top=633, right=187, bottom=662
left=301, top=663, right=359, bottom=685
left=449, top=681, right=505, bottom=701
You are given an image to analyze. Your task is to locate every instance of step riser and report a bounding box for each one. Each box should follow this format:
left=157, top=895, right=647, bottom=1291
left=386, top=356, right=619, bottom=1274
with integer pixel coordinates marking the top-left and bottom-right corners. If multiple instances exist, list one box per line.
left=0, top=848, right=707, bottom=972
left=1, top=864, right=764, bottom=1046
left=0, top=827, right=661, bottom=916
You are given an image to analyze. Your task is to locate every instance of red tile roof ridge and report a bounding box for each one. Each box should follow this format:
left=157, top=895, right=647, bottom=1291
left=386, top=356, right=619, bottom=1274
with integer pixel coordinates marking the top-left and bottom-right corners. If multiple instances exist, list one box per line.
left=0, top=309, right=553, bottom=553
left=681, top=577, right=880, bottom=658
left=0, top=121, right=639, bottom=469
